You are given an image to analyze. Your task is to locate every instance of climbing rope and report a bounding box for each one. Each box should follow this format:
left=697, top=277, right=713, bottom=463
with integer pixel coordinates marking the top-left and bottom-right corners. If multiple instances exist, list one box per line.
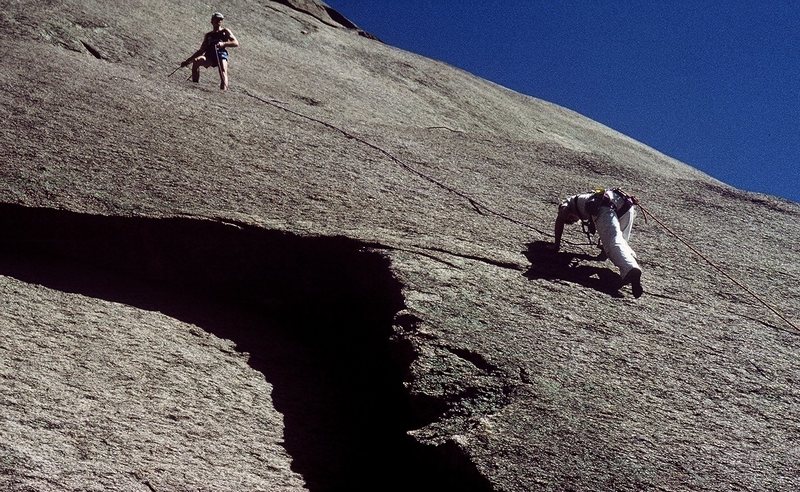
left=238, top=87, right=557, bottom=239
left=238, top=87, right=797, bottom=333
left=636, top=202, right=798, bottom=333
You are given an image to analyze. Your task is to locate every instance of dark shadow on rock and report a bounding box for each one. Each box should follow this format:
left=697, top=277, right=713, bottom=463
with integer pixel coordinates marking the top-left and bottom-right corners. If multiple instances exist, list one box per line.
left=0, top=203, right=492, bottom=492
left=523, top=240, right=623, bottom=297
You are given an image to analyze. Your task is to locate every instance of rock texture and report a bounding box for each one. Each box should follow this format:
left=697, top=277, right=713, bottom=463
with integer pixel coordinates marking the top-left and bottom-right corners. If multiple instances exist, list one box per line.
left=1, top=1, right=798, bottom=491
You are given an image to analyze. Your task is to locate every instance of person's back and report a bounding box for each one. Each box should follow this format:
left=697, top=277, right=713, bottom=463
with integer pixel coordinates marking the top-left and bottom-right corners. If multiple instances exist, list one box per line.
left=554, top=188, right=643, bottom=297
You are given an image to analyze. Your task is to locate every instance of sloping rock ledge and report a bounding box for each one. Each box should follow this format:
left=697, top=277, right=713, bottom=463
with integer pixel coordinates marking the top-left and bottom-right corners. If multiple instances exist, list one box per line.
left=0, top=203, right=490, bottom=490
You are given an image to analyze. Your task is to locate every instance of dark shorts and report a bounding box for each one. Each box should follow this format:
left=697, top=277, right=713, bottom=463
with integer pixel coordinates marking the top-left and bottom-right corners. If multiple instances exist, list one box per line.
left=205, top=49, right=229, bottom=67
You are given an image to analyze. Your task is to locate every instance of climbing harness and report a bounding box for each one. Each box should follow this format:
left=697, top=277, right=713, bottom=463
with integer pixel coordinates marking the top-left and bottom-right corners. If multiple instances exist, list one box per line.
left=613, top=188, right=648, bottom=224
left=579, top=188, right=641, bottom=248
left=580, top=219, right=597, bottom=246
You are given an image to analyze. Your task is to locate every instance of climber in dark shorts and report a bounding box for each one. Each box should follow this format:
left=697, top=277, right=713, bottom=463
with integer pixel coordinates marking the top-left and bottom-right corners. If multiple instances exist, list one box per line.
left=182, top=12, right=240, bottom=90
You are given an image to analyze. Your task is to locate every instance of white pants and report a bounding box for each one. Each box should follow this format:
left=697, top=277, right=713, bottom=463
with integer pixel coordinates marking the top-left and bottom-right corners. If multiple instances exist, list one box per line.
left=594, top=206, right=639, bottom=277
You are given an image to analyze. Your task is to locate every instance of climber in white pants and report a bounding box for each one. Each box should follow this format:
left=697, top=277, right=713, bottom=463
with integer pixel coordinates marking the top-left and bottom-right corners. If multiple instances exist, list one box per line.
left=552, top=189, right=643, bottom=298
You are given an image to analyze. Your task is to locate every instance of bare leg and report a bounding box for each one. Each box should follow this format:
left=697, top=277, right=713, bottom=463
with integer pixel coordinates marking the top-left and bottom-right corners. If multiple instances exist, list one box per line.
left=191, top=56, right=209, bottom=83
left=219, top=59, right=229, bottom=90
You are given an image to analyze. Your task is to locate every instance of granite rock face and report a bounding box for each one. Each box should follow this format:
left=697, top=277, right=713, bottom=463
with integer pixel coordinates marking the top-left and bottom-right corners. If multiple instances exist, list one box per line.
left=1, top=1, right=798, bottom=491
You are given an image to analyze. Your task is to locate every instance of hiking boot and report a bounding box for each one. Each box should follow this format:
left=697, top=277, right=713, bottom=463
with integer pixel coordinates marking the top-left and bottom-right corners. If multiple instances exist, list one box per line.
left=622, top=268, right=643, bottom=298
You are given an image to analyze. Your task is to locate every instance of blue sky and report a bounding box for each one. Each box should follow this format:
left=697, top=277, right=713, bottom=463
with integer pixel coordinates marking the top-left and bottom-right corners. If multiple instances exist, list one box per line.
left=325, top=1, right=800, bottom=203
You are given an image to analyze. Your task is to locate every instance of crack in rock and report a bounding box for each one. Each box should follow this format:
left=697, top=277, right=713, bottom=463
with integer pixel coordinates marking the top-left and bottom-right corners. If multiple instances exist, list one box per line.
left=0, top=203, right=492, bottom=491
left=81, top=40, right=103, bottom=59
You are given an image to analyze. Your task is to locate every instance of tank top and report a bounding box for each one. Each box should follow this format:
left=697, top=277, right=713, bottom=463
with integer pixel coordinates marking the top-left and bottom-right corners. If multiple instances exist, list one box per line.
left=204, top=29, right=232, bottom=58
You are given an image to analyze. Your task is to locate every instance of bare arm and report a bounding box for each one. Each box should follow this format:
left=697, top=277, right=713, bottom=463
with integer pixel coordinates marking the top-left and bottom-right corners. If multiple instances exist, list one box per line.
left=216, top=29, right=239, bottom=49
left=553, top=207, right=566, bottom=250
left=183, top=34, right=210, bottom=65
left=209, top=29, right=239, bottom=50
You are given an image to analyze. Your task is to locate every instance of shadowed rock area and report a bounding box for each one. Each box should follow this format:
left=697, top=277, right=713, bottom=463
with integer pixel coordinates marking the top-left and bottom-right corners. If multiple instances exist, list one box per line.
left=1, top=0, right=799, bottom=491
left=0, top=203, right=490, bottom=490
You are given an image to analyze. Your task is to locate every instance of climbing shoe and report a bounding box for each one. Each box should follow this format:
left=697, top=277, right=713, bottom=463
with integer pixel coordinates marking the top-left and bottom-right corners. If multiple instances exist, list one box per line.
left=622, top=268, right=643, bottom=298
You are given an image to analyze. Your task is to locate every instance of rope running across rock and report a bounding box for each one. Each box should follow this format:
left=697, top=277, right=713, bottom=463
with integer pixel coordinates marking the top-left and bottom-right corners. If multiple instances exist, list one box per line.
left=239, top=87, right=798, bottom=333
